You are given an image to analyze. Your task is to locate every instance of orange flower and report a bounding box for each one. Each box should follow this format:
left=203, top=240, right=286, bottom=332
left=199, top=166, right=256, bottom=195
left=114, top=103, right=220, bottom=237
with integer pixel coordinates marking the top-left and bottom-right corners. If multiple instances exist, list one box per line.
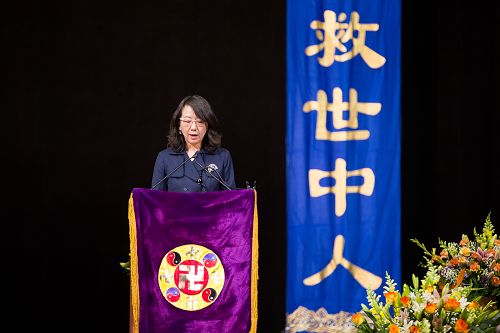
left=400, top=296, right=411, bottom=308
left=493, top=263, right=500, bottom=272
left=467, top=301, right=479, bottom=310
left=444, top=297, right=461, bottom=311
left=455, top=319, right=469, bottom=332
left=409, top=326, right=420, bottom=333
left=439, top=249, right=448, bottom=258
left=424, top=303, right=437, bottom=314
left=384, top=291, right=398, bottom=304
left=459, top=237, right=469, bottom=246
left=451, top=269, right=466, bottom=289
left=459, top=247, right=471, bottom=257
left=492, top=276, right=500, bottom=287
left=450, top=257, right=460, bottom=266
left=486, top=249, right=496, bottom=257
left=469, top=262, right=480, bottom=272
left=351, top=312, right=365, bottom=325
left=388, top=324, right=400, bottom=333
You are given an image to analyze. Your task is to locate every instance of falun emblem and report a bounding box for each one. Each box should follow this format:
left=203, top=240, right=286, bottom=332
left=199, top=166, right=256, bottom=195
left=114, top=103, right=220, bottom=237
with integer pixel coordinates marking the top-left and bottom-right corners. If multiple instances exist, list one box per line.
left=158, top=244, right=225, bottom=311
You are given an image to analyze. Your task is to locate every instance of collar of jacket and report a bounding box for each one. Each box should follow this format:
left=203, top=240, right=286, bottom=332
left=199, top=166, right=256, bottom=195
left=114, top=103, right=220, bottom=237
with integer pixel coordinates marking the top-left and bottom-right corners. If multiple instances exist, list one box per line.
left=168, top=148, right=215, bottom=155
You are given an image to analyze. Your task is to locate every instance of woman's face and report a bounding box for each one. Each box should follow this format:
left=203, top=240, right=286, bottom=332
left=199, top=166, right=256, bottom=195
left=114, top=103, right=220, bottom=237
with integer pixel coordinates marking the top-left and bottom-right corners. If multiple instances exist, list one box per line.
left=179, top=105, right=208, bottom=150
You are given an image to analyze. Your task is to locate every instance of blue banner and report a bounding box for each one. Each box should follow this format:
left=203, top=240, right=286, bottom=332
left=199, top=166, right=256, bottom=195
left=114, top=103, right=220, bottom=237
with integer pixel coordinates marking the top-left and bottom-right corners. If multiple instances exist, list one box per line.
left=286, top=0, right=401, bottom=331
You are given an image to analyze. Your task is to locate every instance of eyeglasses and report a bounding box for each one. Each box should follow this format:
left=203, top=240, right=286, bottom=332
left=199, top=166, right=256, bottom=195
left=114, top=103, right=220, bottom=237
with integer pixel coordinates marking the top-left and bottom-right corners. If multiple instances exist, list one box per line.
left=179, top=118, right=207, bottom=128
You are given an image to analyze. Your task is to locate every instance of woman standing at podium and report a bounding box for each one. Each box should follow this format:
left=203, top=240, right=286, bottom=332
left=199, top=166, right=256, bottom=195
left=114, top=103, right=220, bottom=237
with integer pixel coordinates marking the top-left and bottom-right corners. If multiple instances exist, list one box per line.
left=151, top=95, right=236, bottom=192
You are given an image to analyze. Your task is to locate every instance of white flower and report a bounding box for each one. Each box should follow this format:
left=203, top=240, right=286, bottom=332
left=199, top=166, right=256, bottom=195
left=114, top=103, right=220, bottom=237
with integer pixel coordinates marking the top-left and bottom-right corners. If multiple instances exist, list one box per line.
left=458, top=297, right=469, bottom=310
left=420, top=318, right=431, bottom=333
left=398, top=317, right=413, bottom=333
left=412, top=300, right=425, bottom=313
left=422, top=291, right=434, bottom=303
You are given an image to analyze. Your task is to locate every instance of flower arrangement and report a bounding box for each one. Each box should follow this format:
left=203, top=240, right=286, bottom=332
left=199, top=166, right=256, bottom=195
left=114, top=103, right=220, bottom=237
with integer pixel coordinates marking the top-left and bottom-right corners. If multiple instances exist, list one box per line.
left=120, top=255, right=131, bottom=276
left=411, top=213, right=500, bottom=303
left=352, top=214, right=500, bottom=332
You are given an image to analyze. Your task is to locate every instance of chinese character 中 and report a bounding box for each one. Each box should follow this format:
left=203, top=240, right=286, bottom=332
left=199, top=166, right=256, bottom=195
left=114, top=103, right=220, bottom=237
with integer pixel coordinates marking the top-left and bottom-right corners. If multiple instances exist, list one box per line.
left=309, top=158, right=375, bottom=217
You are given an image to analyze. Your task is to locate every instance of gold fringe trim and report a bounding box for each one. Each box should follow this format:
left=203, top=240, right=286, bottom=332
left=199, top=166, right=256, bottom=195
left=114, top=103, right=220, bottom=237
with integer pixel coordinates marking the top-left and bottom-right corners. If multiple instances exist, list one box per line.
left=249, top=190, right=259, bottom=333
left=128, top=194, right=140, bottom=333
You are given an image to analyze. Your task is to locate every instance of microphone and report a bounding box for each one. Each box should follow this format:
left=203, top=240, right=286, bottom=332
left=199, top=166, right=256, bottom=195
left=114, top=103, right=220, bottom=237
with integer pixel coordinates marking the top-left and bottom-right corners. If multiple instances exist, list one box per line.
left=151, top=151, right=198, bottom=190
left=204, top=164, right=232, bottom=189
left=191, top=159, right=232, bottom=191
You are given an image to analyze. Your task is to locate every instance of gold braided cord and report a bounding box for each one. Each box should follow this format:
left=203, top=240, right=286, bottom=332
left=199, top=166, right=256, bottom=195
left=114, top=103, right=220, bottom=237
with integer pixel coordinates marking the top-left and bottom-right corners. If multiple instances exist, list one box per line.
left=128, top=194, right=140, bottom=333
left=249, top=189, right=259, bottom=333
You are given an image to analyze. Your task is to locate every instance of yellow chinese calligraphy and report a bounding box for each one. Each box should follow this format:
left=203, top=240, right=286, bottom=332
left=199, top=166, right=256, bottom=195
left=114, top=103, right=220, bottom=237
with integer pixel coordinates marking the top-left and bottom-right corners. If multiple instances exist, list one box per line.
left=303, top=87, right=381, bottom=141
left=309, top=158, right=374, bottom=217
left=305, top=10, right=386, bottom=68
left=303, top=234, right=382, bottom=289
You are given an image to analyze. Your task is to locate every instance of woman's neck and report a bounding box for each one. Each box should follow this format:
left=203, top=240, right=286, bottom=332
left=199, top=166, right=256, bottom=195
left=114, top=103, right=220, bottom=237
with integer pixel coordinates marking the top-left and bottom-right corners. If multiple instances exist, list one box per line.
left=186, top=145, right=200, bottom=158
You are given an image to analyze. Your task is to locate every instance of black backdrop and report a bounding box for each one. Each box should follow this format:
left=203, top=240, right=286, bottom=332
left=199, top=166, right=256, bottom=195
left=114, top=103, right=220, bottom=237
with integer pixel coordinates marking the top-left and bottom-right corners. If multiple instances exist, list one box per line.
left=4, top=1, right=498, bottom=332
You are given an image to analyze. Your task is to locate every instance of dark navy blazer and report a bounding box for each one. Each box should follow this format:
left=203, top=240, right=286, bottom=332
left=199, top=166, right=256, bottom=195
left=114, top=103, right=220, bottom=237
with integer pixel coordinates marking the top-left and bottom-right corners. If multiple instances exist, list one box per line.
left=151, top=147, right=236, bottom=192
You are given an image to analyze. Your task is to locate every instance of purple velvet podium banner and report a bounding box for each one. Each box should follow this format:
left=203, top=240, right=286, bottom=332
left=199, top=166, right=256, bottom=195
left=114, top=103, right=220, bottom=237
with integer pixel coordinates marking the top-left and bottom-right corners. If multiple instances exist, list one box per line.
left=128, top=188, right=258, bottom=333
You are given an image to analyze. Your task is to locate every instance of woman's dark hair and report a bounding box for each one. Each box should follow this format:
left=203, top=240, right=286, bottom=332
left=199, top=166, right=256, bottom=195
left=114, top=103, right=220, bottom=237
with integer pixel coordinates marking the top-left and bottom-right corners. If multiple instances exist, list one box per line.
left=167, top=95, right=222, bottom=152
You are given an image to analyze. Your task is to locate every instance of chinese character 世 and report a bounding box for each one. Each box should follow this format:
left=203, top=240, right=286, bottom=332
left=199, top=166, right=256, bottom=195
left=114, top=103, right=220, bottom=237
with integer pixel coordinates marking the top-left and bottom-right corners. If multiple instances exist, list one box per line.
left=303, top=87, right=381, bottom=141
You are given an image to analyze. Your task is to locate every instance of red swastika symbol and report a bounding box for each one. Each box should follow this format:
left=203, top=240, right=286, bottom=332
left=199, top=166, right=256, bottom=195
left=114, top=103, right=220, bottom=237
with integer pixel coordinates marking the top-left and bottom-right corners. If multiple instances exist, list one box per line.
left=174, top=260, right=209, bottom=295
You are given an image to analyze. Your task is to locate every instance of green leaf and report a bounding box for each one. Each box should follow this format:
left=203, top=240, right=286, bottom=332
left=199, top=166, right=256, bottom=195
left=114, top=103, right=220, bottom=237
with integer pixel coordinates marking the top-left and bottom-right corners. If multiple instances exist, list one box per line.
left=412, top=274, right=419, bottom=290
